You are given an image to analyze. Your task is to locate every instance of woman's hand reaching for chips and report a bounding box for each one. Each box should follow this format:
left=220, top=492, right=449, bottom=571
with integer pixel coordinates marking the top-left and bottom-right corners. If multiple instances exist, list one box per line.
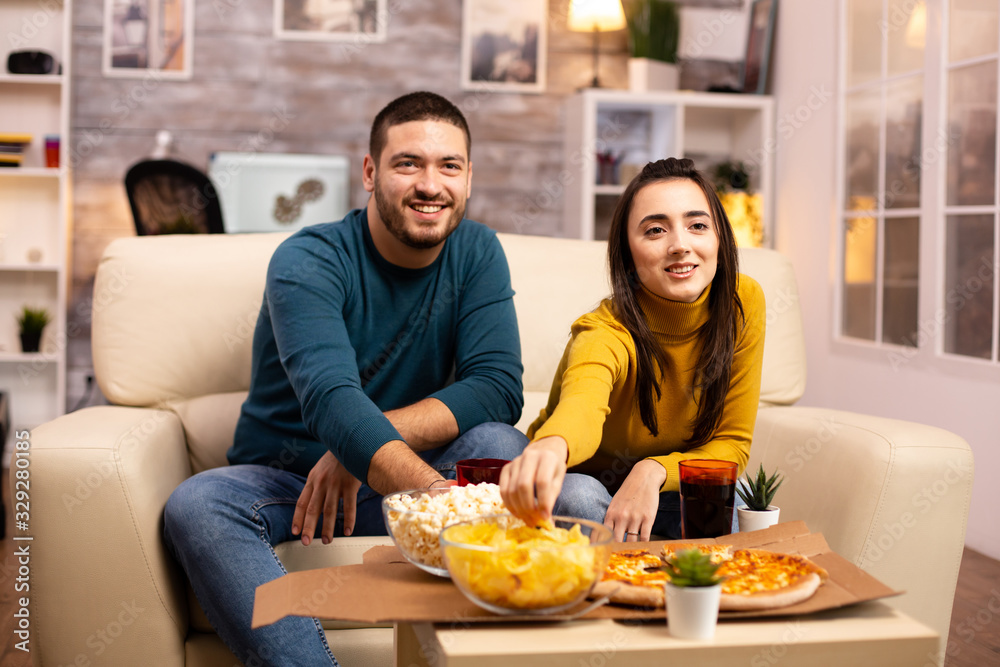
left=499, top=436, right=569, bottom=526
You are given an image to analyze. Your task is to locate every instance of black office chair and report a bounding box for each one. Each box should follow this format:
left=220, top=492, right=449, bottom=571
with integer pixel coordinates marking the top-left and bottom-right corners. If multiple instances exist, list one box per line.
left=124, top=159, right=225, bottom=235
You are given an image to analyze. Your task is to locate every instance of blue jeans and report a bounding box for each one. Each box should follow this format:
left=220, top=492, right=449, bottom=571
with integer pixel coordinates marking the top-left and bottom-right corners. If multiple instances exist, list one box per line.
left=554, top=473, right=747, bottom=539
left=162, top=422, right=528, bottom=667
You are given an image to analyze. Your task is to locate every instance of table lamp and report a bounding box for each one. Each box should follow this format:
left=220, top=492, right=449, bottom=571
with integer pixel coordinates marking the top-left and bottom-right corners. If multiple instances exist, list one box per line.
left=568, top=0, right=627, bottom=88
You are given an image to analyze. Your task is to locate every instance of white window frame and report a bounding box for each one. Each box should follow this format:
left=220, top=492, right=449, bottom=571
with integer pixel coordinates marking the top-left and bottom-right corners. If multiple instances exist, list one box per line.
left=835, top=0, right=1000, bottom=381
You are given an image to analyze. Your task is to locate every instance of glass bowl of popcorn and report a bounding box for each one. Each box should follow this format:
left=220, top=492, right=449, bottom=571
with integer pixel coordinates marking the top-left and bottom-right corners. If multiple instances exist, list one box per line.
left=439, top=514, right=613, bottom=614
left=381, top=484, right=506, bottom=577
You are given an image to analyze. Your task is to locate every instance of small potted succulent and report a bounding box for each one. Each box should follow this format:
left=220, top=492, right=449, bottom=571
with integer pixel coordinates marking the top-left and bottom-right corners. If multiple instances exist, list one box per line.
left=736, top=464, right=784, bottom=532
left=17, top=305, right=51, bottom=353
left=662, top=548, right=725, bottom=639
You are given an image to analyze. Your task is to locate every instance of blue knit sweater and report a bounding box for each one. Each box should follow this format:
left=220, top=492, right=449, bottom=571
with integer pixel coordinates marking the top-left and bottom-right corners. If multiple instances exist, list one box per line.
left=228, top=208, right=523, bottom=482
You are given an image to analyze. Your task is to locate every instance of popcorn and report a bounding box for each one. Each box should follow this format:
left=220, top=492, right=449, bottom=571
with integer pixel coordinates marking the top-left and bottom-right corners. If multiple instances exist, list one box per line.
left=384, top=483, right=507, bottom=570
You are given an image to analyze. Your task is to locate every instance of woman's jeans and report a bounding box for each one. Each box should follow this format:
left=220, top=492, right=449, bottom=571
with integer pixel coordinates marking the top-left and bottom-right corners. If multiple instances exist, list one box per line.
left=163, top=422, right=528, bottom=667
left=554, top=472, right=747, bottom=539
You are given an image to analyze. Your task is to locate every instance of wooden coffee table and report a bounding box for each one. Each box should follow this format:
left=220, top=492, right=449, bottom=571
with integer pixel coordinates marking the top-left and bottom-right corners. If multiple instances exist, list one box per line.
left=395, top=600, right=938, bottom=667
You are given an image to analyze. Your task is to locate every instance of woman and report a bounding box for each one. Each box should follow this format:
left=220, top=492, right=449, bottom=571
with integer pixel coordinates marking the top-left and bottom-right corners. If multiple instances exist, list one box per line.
left=499, top=158, right=765, bottom=542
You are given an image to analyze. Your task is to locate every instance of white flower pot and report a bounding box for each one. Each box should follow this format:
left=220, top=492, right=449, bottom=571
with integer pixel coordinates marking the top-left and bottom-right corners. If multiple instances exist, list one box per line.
left=737, top=506, right=780, bottom=532
left=628, top=57, right=679, bottom=92
left=665, top=582, right=721, bottom=639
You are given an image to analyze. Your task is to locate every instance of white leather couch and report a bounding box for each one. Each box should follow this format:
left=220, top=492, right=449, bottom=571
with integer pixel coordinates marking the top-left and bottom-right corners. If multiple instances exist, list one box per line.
left=26, top=232, right=972, bottom=666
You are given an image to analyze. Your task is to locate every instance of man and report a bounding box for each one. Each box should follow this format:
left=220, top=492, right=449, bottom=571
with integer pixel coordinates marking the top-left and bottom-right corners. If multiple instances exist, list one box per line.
left=163, top=91, right=527, bottom=666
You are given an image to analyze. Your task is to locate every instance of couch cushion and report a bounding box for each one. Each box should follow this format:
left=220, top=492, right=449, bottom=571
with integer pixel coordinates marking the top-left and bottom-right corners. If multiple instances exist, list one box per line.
left=168, top=391, right=248, bottom=473
left=93, top=233, right=290, bottom=407
left=739, top=248, right=807, bottom=406
left=497, top=233, right=610, bottom=395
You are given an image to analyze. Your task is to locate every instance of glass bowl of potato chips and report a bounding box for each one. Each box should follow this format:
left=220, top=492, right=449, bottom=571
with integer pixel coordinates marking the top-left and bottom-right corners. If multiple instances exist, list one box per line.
left=439, top=514, right=613, bottom=615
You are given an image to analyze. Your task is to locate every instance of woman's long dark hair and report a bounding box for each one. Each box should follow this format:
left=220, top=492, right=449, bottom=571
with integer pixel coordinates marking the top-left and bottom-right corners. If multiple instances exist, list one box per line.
left=606, top=158, right=744, bottom=445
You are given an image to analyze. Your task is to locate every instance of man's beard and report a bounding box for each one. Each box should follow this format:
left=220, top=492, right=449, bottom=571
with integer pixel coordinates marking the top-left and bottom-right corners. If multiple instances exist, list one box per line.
left=373, top=178, right=465, bottom=250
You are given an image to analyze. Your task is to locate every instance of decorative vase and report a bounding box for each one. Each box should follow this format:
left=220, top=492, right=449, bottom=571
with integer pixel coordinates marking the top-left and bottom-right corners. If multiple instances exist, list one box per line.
left=665, top=582, right=721, bottom=639
left=737, top=506, right=780, bottom=532
left=19, top=331, right=41, bottom=353
left=628, top=57, right=679, bottom=92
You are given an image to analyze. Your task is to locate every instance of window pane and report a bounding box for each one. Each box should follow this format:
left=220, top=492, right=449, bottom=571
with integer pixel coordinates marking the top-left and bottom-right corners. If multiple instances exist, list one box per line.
left=843, top=216, right=878, bottom=340
left=950, top=0, right=999, bottom=62
left=845, top=91, right=880, bottom=211
left=885, top=76, right=922, bottom=209
left=944, top=215, right=995, bottom=358
left=947, top=62, right=998, bottom=206
left=848, top=0, right=882, bottom=86
left=883, top=217, right=920, bottom=346
left=888, top=0, right=925, bottom=75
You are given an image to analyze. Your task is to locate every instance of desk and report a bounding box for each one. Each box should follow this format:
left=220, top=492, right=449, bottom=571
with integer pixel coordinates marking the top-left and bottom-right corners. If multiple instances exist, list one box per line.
left=395, top=601, right=938, bottom=667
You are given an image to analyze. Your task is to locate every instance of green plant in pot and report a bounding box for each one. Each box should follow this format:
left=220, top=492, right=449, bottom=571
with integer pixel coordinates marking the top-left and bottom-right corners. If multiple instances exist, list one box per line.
left=17, top=305, right=51, bottom=353
left=662, top=548, right=725, bottom=639
left=623, top=0, right=681, bottom=91
left=713, top=160, right=765, bottom=247
left=736, top=464, right=784, bottom=532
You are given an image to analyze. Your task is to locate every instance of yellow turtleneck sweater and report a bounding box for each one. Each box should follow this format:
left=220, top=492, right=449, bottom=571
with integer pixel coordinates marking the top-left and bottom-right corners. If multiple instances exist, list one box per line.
left=527, top=275, right=765, bottom=493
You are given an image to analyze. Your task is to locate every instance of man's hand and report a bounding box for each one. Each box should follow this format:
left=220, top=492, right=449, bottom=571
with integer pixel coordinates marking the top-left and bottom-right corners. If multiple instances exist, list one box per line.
left=292, top=451, right=362, bottom=544
left=499, top=436, right=568, bottom=526
left=604, top=459, right=666, bottom=542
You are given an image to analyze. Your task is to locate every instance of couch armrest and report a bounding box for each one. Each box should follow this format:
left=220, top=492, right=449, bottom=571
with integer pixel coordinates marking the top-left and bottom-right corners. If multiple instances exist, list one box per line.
left=750, top=405, right=974, bottom=655
left=25, top=405, right=193, bottom=667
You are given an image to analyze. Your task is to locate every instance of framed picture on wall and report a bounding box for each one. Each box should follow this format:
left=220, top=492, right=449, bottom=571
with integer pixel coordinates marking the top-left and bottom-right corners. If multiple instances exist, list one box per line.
left=275, top=0, right=388, bottom=42
left=102, top=0, right=193, bottom=79
left=460, top=0, right=547, bottom=93
left=741, top=0, right=777, bottom=94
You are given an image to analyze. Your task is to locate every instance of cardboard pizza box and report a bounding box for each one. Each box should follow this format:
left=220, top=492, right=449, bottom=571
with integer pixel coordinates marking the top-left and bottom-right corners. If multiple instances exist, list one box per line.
left=251, top=521, right=901, bottom=629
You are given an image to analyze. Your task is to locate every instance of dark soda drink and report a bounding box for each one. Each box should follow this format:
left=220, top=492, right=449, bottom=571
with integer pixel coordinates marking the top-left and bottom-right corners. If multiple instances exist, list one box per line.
left=680, top=474, right=736, bottom=539
left=455, top=458, right=508, bottom=486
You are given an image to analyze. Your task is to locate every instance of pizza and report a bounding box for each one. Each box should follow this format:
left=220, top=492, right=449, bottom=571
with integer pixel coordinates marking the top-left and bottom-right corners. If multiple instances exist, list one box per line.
left=591, top=543, right=828, bottom=611
left=592, top=549, right=668, bottom=607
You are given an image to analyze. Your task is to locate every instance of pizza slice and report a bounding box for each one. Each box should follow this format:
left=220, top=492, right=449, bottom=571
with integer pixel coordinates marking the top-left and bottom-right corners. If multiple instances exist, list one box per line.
left=590, top=549, right=667, bottom=607
left=716, top=548, right=829, bottom=611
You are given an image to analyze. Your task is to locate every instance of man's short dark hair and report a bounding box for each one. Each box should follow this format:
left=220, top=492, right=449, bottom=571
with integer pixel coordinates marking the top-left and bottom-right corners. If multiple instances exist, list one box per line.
left=369, top=91, right=471, bottom=163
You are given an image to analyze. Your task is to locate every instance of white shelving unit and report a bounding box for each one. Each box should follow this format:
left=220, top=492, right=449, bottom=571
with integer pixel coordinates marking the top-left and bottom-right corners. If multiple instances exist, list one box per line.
left=563, top=89, right=775, bottom=242
left=0, top=0, right=72, bottom=448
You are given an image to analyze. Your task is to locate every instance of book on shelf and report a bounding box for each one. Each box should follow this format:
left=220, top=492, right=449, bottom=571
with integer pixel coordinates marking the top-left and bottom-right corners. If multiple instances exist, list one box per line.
left=0, top=133, right=33, bottom=144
